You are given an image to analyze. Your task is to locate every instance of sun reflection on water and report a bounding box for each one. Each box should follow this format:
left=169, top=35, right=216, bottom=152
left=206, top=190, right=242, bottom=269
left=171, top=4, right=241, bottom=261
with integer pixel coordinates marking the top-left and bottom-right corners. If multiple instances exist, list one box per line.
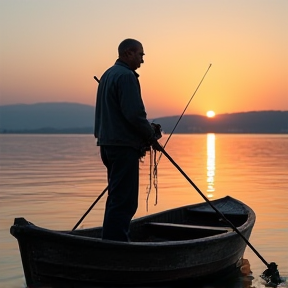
left=207, top=133, right=216, bottom=198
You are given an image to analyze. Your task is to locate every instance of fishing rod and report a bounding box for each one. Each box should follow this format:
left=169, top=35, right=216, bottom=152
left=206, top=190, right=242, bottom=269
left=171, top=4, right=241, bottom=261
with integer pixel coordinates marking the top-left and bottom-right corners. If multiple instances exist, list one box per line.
left=158, top=63, right=212, bottom=157
left=152, top=140, right=283, bottom=286
left=73, top=64, right=212, bottom=231
left=147, top=64, right=212, bottom=204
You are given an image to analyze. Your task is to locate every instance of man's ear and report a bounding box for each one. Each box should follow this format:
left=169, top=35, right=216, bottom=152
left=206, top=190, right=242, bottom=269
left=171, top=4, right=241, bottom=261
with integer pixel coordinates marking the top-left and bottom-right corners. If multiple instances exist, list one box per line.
left=125, top=49, right=134, bottom=57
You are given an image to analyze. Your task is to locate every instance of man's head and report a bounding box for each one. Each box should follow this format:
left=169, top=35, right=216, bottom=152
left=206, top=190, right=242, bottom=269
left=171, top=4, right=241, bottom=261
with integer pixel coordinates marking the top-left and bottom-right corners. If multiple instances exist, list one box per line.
left=118, top=39, right=144, bottom=70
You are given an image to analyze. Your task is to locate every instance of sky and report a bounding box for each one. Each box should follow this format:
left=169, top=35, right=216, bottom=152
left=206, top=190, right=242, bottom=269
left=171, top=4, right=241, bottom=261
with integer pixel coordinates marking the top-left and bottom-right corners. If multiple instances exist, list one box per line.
left=1, top=0, right=287, bottom=118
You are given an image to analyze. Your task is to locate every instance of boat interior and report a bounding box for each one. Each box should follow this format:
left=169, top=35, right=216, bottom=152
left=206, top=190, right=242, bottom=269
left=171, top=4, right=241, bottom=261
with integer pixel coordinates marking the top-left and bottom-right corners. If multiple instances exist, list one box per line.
left=129, top=209, right=248, bottom=242
left=69, top=208, right=248, bottom=242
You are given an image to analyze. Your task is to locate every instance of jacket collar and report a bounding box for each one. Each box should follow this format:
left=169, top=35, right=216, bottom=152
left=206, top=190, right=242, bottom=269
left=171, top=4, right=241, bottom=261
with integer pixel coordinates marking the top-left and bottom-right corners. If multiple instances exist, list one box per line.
left=115, top=59, right=139, bottom=78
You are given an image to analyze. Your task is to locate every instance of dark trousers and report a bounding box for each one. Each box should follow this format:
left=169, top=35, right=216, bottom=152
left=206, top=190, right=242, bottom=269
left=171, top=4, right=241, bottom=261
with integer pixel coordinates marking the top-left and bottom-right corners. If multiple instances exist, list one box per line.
left=100, top=146, right=139, bottom=241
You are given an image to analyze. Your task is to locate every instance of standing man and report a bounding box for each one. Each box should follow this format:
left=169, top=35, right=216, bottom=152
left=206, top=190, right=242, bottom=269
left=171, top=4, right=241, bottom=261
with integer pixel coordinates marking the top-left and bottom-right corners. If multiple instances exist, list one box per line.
left=94, top=38, right=159, bottom=241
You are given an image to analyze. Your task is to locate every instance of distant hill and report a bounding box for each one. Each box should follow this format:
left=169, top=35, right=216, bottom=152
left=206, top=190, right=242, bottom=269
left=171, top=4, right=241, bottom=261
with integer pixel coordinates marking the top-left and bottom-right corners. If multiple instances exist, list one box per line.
left=0, top=102, right=94, bottom=132
left=0, top=103, right=287, bottom=134
left=154, top=111, right=288, bottom=134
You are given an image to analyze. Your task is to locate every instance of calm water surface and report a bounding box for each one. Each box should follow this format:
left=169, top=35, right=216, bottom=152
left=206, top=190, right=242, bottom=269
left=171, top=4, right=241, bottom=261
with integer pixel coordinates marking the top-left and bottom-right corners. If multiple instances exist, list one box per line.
left=0, top=134, right=287, bottom=288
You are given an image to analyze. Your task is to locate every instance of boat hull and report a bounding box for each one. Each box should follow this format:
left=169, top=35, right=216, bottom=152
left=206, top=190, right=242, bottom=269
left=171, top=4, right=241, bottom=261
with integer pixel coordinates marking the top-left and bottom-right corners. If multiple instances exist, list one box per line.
left=10, top=196, right=255, bottom=287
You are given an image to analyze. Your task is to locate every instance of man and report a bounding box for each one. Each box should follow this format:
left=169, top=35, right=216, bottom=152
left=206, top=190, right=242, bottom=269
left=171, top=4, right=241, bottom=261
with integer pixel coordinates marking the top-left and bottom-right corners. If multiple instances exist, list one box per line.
left=94, top=38, right=159, bottom=241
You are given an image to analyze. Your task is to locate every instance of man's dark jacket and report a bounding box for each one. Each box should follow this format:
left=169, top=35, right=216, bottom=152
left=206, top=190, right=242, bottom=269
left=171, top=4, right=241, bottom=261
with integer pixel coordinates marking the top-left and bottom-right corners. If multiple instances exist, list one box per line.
left=94, top=60, right=154, bottom=150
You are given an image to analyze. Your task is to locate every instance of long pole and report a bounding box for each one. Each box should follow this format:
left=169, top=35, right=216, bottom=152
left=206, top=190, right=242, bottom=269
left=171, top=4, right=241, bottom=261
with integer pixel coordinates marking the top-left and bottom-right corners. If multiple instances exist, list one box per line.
left=153, top=140, right=283, bottom=284
left=154, top=141, right=269, bottom=265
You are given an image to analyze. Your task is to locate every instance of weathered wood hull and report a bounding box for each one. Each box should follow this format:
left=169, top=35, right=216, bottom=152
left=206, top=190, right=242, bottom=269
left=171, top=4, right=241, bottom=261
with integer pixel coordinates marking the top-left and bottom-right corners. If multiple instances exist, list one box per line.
left=10, top=196, right=255, bottom=287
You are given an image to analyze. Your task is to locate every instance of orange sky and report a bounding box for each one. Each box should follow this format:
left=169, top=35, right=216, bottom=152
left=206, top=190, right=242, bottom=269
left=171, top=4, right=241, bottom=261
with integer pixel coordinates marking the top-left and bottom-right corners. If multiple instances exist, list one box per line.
left=1, top=0, right=287, bottom=118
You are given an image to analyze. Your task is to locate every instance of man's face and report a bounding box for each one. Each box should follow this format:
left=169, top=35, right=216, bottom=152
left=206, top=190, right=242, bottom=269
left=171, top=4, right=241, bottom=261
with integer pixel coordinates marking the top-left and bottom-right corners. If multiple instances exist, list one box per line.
left=129, top=44, right=145, bottom=70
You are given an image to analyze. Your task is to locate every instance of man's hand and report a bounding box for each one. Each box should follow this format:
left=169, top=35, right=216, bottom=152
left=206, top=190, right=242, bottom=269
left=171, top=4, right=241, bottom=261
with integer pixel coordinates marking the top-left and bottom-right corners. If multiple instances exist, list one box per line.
left=151, top=123, right=162, bottom=140
left=151, top=139, right=163, bottom=152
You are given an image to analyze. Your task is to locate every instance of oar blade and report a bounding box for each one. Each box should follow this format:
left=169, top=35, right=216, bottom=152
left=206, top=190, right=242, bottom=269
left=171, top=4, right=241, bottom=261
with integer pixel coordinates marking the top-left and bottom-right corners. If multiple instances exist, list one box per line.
left=260, top=262, right=283, bottom=286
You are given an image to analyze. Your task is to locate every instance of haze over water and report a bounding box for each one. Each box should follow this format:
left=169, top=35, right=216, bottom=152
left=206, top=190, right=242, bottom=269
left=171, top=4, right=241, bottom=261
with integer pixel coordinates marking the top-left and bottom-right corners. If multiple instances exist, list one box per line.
left=0, top=134, right=287, bottom=288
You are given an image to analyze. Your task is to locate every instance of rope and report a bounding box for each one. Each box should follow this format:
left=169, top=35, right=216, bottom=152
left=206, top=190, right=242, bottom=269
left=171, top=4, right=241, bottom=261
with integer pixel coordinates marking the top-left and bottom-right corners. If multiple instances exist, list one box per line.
left=145, top=148, right=159, bottom=211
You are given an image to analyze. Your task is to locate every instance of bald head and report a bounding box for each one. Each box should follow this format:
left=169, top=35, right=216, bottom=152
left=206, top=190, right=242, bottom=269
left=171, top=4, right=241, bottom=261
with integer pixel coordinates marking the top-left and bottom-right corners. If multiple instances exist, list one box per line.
left=118, top=39, right=142, bottom=56
left=117, top=38, right=145, bottom=70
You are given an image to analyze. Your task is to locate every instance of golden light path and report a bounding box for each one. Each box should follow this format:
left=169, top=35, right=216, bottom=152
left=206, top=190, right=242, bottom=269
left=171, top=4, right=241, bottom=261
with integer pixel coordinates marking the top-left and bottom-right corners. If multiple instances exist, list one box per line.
left=206, top=133, right=215, bottom=198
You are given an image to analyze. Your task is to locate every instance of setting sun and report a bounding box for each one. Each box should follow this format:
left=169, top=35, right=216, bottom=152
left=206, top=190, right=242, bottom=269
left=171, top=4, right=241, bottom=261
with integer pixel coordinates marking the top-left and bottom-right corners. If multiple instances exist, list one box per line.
left=206, top=111, right=215, bottom=118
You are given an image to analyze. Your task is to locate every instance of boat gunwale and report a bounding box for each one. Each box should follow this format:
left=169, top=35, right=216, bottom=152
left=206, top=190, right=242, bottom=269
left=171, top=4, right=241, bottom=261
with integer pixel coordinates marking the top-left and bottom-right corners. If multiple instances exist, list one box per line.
left=11, top=196, right=255, bottom=247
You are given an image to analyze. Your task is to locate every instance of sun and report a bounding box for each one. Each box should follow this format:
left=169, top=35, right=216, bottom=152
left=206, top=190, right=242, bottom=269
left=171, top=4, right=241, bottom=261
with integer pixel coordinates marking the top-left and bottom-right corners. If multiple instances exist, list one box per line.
left=206, top=111, right=216, bottom=118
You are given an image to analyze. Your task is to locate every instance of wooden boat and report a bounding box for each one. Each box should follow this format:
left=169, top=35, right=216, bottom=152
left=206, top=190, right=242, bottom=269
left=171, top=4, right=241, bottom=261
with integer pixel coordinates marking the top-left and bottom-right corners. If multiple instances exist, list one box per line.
left=10, top=196, right=255, bottom=287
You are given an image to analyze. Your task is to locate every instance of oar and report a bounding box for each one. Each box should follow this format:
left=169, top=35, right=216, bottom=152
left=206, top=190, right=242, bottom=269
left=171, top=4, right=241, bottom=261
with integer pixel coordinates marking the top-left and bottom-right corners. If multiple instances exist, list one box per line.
left=152, top=140, right=283, bottom=285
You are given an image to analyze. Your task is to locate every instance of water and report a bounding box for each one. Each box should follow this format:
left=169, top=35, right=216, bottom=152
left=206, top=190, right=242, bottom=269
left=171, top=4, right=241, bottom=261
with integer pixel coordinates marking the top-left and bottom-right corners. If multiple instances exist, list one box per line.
left=0, top=134, right=287, bottom=288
